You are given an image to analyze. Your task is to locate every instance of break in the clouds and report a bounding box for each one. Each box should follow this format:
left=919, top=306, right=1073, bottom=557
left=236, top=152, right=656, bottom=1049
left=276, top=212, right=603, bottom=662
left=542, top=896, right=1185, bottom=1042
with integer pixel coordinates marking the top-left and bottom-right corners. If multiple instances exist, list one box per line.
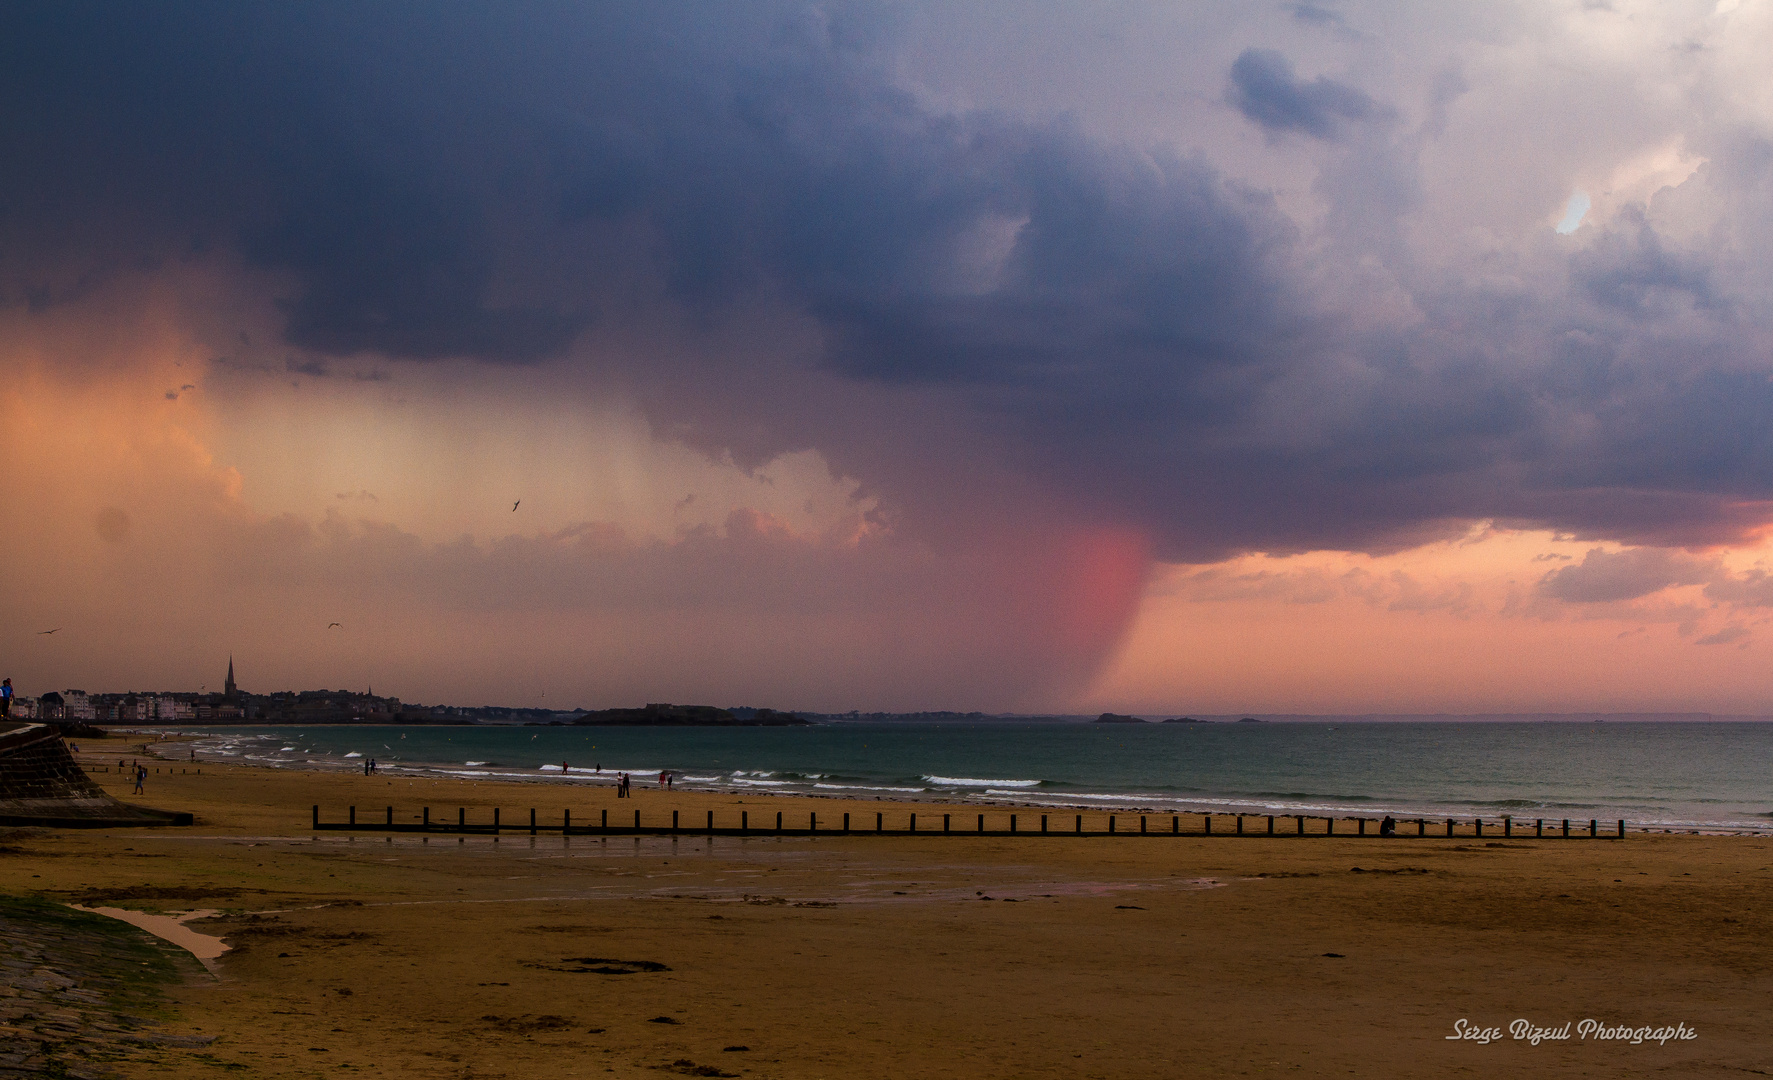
left=6, top=1, right=1773, bottom=707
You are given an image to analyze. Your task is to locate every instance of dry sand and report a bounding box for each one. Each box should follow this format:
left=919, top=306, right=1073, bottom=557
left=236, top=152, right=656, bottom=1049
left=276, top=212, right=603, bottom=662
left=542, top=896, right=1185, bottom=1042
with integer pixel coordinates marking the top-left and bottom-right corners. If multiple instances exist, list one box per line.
left=6, top=734, right=1770, bottom=1078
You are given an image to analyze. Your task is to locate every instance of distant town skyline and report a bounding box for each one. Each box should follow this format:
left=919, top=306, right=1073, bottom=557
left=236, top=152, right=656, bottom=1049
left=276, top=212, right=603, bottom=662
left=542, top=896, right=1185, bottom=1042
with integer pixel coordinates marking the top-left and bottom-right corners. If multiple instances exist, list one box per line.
left=7, top=3, right=1773, bottom=714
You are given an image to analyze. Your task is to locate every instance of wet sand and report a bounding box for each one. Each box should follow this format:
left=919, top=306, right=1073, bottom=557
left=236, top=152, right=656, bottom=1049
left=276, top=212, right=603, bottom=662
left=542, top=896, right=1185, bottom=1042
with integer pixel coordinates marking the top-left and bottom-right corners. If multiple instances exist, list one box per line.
left=6, top=736, right=1770, bottom=1077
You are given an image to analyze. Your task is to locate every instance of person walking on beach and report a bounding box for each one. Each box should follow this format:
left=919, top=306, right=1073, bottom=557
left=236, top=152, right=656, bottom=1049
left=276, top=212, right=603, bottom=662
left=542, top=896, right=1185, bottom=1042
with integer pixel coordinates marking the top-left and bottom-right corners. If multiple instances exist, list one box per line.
left=0, top=678, right=12, bottom=718
left=658, top=770, right=667, bottom=789
left=132, top=764, right=145, bottom=795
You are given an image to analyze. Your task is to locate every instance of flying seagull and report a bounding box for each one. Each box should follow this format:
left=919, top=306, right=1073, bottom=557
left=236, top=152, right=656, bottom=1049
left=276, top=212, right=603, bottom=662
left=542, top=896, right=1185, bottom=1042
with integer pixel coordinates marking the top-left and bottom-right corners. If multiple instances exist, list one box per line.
left=512, top=499, right=521, bottom=512
left=38, top=628, right=60, bottom=635
left=328, top=622, right=342, bottom=629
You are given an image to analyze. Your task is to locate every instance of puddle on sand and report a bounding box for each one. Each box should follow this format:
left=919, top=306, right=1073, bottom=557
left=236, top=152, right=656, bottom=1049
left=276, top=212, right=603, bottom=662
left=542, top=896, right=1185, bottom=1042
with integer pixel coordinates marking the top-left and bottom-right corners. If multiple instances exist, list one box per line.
left=71, top=905, right=230, bottom=973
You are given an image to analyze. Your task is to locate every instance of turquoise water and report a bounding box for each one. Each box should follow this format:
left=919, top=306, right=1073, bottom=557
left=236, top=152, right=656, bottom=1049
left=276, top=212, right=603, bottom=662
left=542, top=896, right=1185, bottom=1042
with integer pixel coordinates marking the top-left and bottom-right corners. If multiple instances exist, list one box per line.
left=173, top=721, right=1773, bottom=831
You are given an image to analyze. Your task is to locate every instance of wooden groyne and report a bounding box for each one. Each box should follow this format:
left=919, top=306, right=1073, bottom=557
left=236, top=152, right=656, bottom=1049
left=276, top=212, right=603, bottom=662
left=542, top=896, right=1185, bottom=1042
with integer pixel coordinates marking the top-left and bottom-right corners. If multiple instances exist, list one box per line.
left=312, top=806, right=1629, bottom=839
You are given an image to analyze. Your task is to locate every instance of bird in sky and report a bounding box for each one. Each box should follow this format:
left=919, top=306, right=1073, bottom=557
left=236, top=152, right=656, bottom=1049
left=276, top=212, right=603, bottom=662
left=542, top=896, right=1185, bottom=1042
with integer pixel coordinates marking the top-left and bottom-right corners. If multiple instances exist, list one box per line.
left=38, top=628, right=60, bottom=635
left=512, top=499, right=521, bottom=512
left=327, top=622, right=342, bottom=629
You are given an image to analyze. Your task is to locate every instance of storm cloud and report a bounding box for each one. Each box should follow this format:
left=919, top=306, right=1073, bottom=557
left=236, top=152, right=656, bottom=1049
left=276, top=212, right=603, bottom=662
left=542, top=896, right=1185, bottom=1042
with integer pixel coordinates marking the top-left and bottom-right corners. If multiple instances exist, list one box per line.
left=6, top=0, right=1773, bottom=569
left=1225, top=47, right=1387, bottom=139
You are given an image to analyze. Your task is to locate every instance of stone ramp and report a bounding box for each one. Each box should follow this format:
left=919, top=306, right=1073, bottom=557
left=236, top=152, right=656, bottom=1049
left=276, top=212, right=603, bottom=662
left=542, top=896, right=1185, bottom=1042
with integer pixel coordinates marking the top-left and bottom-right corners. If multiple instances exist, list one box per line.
left=0, top=723, right=191, bottom=827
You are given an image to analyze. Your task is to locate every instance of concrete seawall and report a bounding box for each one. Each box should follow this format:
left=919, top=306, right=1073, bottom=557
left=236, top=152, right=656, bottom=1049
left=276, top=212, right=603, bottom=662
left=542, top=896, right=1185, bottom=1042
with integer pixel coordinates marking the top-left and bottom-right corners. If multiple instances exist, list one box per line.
left=0, top=722, right=191, bottom=827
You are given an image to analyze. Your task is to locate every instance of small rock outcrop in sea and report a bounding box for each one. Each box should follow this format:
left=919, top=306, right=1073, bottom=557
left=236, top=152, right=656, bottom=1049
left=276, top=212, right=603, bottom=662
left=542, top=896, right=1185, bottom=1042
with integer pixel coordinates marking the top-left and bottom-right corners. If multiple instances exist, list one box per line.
left=1093, top=713, right=1146, bottom=724
left=572, top=704, right=809, bottom=726
left=1162, top=717, right=1203, bottom=723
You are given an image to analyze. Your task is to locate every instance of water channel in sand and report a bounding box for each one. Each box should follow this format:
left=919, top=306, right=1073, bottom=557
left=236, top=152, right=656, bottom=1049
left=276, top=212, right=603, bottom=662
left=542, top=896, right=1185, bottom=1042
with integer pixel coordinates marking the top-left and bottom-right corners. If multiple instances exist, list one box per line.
left=71, top=906, right=230, bottom=973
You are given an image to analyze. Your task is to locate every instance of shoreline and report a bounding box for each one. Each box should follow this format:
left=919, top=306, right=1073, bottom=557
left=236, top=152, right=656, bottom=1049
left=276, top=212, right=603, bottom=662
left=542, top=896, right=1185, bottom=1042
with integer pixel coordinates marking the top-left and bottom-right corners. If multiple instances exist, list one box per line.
left=6, top=732, right=1770, bottom=1078
left=105, top=724, right=1773, bottom=836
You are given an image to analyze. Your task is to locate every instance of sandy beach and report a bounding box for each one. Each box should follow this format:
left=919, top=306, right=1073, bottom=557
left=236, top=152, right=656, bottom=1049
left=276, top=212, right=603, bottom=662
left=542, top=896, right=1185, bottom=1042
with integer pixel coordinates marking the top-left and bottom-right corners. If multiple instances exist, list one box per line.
left=3, top=733, right=1768, bottom=1078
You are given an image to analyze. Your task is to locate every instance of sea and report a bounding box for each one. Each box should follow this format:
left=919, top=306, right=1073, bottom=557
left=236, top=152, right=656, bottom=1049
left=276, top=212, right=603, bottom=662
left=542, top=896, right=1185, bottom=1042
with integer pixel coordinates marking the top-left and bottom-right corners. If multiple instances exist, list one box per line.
left=155, top=720, right=1773, bottom=833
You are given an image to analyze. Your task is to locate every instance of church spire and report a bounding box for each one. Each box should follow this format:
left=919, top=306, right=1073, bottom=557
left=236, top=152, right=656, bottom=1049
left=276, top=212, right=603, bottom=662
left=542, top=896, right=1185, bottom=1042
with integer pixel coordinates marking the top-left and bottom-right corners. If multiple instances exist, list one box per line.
left=225, top=656, right=237, bottom=698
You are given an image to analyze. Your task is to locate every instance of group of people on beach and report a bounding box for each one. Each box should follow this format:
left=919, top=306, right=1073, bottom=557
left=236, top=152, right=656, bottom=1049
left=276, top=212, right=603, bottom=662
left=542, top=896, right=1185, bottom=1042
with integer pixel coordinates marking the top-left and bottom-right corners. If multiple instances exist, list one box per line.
left=362, top=757, right=378, bottom=775
left=610, top=771, right=674, bottom=796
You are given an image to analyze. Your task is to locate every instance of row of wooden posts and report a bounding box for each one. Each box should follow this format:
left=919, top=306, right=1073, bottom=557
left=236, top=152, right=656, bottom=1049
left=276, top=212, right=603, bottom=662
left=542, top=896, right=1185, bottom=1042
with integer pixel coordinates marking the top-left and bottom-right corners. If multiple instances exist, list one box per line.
left=312, top=805, right=1629, bottom=839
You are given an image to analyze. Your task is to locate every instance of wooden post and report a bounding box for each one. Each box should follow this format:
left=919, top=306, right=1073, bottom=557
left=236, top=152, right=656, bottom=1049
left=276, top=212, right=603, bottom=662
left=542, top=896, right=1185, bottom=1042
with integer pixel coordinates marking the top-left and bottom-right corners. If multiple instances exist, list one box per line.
left=424, top=807, right=430, bottom=829
left=1617, top=819, right=1625, bottom=838
left=1204, top=814, right=1212, bottom=835
left=673, top=810, right=680, bottom=832
left=349, top=805, right=356, bottom=826
left=944, top=813, right=951, bottom=833
left=1267, top=815, right=1275, bottom=835
left=635, top=809, right=641, bottom=830
left=312, top=805, right=319, bottom=829
left=459, top=807, right=466, bottom=832
left=1589, top=819, right=1597, bottom=837
left=741, top=810, right=747, bottom=833
left=1504, top=817, right=1511, bottom=837
left=1109, top=815, right=1116, bottom=833
left=1325, top=817, right=1332, bottom=836
left=876, top=812, right=883, bottom=832
left=1536, top=818, right=1543, bottom=837
left=386, top=806, right=393, bottom=826
left=707, top=810, right=713, bottom=831
left=1562, top=818, right=1570, bottom=837
left=493, top=808, right=500, bottom=832
left=564, top=809, right=571, bottom=832
left=977, top=814, right=984, bottom=833
left=1139, top=815, right=1145, bottom=834
left=1445, top=818, right=1453, bottom=837
left=909, top=813, right=916, bottom=832
left=843, top=812, right=849, bottom=833
left=775, top=811, right=782, bottom=833
left=1296, top=815, right=1304, bottom=835
left=1173, top=815, right=1180, bottom=834
left=1042, top=814, right=1048, bottom=834
left=531, top=808, right=538, bottom=836
left=809, top=811, right=815, bottom=832
left=601, top=808, right=608, bottom=831
left=1236, top=815, right=1243, bottom=836
left=1076, top=814, right=1083, bottom=834
left=1011, top=814, right=1018, bottom=833
left=1358, top=818, right=1366, bottom=836
left=1416, top=818, right=1423, bottom=836
left=1474, top=818, right=1482, bottom=837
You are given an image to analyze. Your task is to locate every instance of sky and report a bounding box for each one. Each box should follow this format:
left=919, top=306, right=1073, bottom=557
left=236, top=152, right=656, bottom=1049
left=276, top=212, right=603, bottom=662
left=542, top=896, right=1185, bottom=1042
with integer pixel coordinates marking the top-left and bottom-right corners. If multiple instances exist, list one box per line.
left=5, top=0, right=1773, bottom=713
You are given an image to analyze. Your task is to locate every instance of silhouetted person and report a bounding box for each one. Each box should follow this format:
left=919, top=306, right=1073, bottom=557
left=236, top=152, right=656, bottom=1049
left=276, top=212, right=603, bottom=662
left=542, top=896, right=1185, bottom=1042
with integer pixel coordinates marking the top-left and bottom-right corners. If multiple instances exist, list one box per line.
left=0, top=677, right=12, bottom=718
left=1380, top=815, right=1396, bottom=837
left=132, top=765, right=145, bottom=795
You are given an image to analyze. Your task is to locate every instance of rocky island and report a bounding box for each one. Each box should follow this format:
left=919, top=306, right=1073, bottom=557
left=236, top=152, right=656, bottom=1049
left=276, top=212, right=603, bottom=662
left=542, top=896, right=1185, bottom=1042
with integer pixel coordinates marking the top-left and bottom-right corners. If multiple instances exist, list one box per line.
left=570, top=703, right=809, bottom=726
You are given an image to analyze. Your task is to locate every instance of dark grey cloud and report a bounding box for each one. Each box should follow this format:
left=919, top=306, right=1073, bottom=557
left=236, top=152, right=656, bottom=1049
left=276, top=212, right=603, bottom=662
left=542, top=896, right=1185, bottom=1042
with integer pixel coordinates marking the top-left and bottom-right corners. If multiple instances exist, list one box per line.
left=1537, top=547, right=1714, bottom=603
left=1224, top=48, right=1386, bottom=139
left=6, top=4, right=1773, bottom=564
